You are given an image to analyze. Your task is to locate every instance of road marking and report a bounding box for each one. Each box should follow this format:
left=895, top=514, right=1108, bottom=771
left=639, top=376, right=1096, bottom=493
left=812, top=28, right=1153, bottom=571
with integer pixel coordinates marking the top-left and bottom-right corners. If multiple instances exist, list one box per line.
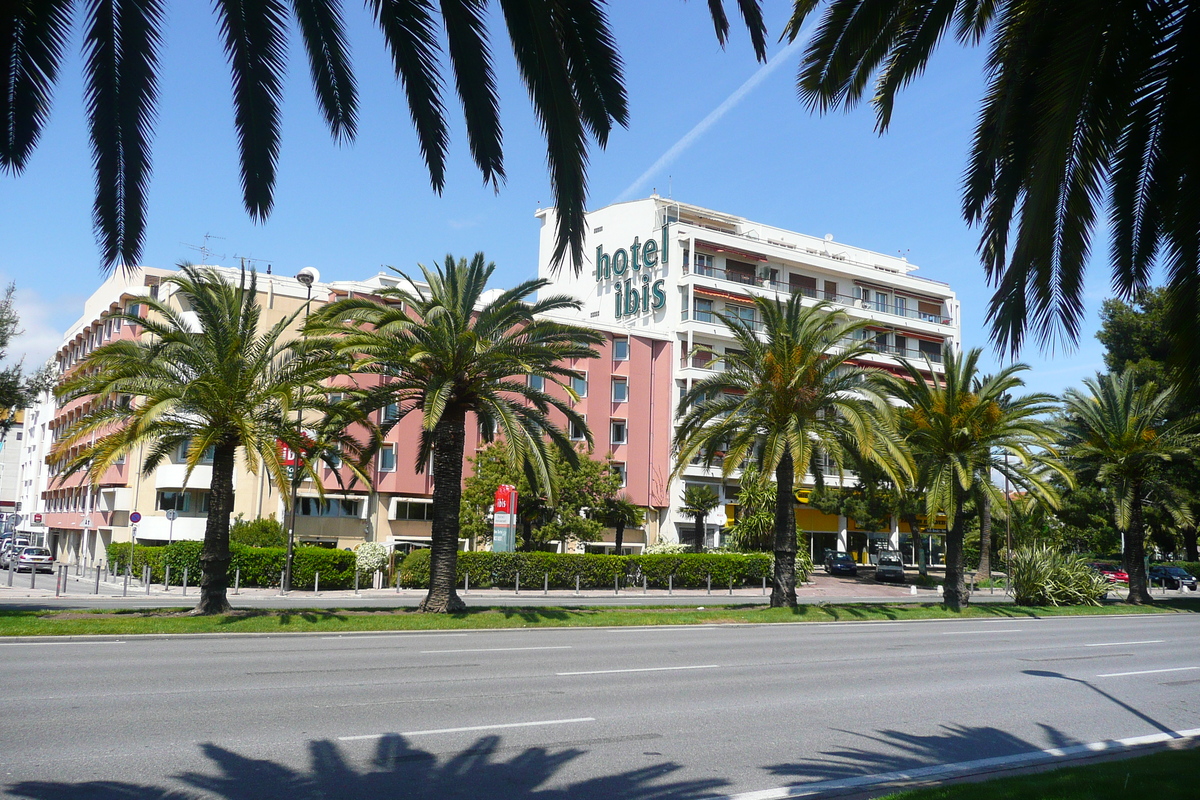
left=0, top=640, right=125, bottom=646
left=320, top=633, right=469, bottom=640
left=940, top=629, right=1021, bottom=635
left=1083, top=640, right=1164, bottom=647
left=420, top=646, right=572, bottom=654
left=711, top=727, right=1200, bottom=800
left=1097, top=666, right=1200, bottom=678
left=557, top=665, right=719, bottom=676
left=338, top=717, right=595, bottom=741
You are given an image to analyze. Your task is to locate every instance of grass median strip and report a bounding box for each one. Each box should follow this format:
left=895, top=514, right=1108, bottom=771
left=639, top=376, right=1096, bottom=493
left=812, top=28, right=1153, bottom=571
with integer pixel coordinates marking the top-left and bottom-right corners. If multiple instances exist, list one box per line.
left=0, top=599, right=1197, bottom=637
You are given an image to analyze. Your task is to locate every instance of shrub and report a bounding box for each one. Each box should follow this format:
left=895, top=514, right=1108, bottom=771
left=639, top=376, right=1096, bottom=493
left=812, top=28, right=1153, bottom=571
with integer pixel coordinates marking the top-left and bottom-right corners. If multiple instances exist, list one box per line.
left=397, top=550, right=775, bottom=590
left=105, top=541, right=353, bottom=589
left=230, top=515, right=288, bottom=548
left=1010, top=545, right=1111, bottom=606
left=644, top=541, right=689, bottom=554
left=355, top=542, right=389, bottom=575
left=1161, top=561, right=1200, bottom=577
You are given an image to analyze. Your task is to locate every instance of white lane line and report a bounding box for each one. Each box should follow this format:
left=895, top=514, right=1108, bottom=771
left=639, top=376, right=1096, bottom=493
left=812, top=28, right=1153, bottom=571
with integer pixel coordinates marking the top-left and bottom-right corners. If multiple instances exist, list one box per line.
left=1097, top=666, right=1200, bottom=678
left=0, top=640, right=125, bottom=646
left=338, top=717, right=595, bottom=741
left=940, top=629, right=1022, bottom=635
left=421, top=645, right=572, bottom=654
left=1084, top=640, right=1164, bottom=647
left=557, top=664, right=718, bottom=676
left=320, top=633, right=469, bottom=640
left=713, top=727, right=1200, bottom=800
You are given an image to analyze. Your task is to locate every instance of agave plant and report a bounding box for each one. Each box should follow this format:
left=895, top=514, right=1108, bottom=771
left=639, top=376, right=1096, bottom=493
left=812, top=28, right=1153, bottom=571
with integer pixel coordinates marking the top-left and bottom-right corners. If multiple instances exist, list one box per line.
left=1009, top=545, right=1112, bottom=607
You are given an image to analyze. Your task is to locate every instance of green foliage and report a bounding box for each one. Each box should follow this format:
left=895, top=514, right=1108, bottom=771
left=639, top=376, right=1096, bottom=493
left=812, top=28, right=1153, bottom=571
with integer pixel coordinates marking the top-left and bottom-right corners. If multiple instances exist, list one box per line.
left=1009, top=545, right=1112, bottom=606
left=397, top=551, right=775, bottom=590
left=230, top=514, right=288, bottom=548
left=105, top=542, right=354, bottom=589
left=727, top=464, right=776, bottom=552
left=1161, top=561, right=1200, bottom=577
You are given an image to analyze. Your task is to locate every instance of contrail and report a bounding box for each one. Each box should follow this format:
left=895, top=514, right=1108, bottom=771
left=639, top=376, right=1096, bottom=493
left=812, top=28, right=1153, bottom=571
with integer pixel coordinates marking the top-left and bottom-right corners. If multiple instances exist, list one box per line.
left=613, top=31, right=808, bottom=204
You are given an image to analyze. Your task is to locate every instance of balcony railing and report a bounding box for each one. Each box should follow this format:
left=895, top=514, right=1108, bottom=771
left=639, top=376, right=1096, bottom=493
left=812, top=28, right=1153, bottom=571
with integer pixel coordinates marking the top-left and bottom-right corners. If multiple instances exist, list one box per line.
left=685, top=265, right=953, bottom=326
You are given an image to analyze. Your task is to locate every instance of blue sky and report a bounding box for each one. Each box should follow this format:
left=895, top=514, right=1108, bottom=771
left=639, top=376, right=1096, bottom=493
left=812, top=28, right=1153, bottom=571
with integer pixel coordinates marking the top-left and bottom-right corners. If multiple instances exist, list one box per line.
left=0, top=1, right=1111, bottom=394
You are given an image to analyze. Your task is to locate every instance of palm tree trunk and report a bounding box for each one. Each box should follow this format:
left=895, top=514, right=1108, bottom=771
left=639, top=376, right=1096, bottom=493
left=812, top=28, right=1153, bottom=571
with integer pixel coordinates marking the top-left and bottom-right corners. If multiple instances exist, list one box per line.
left=1125, top=484, right=1153, bottom=604
left=614, top=520, right=625, bottom=554
left=771, top=451, right=798, bottom=608
left=194, top=441, right=236, bottom=615
left=977, top=491, right=992, bottom=582
left=903, top=513, right=926, bottom=576
left=943, top=495, right=970, bottom=611
left=693, top=515, right=705, bottom=553
left=1183, top=526, right=1198, bottom=563
left=420, top=408, right=468, bottom=613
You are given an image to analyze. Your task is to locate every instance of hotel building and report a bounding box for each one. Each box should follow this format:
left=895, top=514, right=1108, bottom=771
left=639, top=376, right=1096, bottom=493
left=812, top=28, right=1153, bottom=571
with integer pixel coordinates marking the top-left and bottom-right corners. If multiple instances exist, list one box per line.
left=17, top=197, right=958, bottom=566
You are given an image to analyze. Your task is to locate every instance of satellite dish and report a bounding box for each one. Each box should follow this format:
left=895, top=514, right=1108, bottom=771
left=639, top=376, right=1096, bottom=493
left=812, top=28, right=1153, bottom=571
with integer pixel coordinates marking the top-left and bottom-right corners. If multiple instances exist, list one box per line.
left=824, top=234, right=834, bottom=242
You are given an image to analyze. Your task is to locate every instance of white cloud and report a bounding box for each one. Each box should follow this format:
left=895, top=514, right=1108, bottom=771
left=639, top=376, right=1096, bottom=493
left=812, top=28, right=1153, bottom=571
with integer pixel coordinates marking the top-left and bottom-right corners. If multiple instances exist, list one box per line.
left=1, top=280, right=72, bottom=371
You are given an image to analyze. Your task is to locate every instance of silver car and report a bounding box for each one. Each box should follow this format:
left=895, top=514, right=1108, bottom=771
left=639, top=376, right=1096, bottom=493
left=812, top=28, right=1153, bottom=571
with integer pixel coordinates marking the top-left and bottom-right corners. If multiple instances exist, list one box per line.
left=874, top=553, right=906, bottom=583
left=12, top=546, right=54, bottom=574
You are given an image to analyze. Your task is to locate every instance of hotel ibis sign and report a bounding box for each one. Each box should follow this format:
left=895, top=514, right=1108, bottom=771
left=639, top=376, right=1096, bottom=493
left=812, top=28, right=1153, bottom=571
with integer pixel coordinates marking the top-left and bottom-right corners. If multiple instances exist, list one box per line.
left=595, top=225, right=668, bottom=319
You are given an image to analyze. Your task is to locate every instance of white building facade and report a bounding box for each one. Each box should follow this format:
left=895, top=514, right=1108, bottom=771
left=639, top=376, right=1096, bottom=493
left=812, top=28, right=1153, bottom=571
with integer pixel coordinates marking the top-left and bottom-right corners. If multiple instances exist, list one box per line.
left=536, top=196, right=961, bottom=563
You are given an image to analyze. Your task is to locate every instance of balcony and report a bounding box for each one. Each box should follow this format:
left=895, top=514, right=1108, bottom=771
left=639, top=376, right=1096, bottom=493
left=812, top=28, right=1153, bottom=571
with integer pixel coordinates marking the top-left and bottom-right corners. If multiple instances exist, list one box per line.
left=684, top=265, right=954, bottom=326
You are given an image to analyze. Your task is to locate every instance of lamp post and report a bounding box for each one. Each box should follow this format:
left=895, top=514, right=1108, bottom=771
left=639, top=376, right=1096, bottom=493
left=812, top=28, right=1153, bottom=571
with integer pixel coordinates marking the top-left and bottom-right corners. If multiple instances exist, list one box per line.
left=283, top=267, right=318, bottom=594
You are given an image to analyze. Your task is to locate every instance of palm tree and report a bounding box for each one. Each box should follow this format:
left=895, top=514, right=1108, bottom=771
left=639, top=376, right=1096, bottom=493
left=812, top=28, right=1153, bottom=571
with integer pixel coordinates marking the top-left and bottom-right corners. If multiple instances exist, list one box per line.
left=309, top=253, right=603, bottom=612
left=786, top=0, right=1200, bottom=392
left=673, top=297, right=907, bottom=607
left=881, top=347, right=1068, bottom=611
left=595, top=494, right=644, bottom=554
left=1061, top=372, right=1197, bottom=604
left=50, top=265, right=370, bottom=614
left=2, top=3, right=766, bottom=273
left=680, top=485, right=720, bottom=553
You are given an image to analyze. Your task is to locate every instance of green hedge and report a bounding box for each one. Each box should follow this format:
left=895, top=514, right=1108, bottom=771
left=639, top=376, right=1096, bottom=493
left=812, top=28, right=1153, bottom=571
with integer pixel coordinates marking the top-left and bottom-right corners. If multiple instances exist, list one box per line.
left=397, top=551, right=776, bottom=590
left=1161, top=561, right=1200, bottom=577
left=105, top=542, right=355, bottom=589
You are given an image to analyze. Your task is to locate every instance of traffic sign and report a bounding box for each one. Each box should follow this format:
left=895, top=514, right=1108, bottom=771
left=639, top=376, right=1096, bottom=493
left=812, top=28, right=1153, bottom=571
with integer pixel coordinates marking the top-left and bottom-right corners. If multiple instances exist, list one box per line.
left=165, top=509, right=179, bottom=521
left=10, top=514, right=21, bottom=525
left=129, top=511, right=142, bottom=523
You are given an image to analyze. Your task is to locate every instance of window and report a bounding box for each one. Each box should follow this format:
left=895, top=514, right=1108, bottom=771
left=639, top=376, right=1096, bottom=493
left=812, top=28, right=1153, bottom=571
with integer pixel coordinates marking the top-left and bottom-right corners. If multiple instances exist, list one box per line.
left=381, top=402, right=400, bottom=423
left=693, top=298, right=714, bottom=323
left=612, top=337, right=629, bottom=361
left=694, top=253, right=715, bottom=276
left=612, top=377, right=628, bottom=403
left=394, top=500, right=434, bottom=521
left=612, top=462, right=627, bottom=487
left=528, top=374, right=544, bottom=392
left=176, top=439, right=215, bottom=464
left=378, top=444, right=396, bottom=472
left=729, top=305, right=756, bottom=327
left=569, top=417, right=587, bottom=441
left=571, top=373, right=587, bottom=398
left=824, top=281, right=838, bottom=301
left=328, top=392, right=346, bottom=404
left=112, top=315, right=122, bottom=332
left=894, top=296, right=908, bottom=317
left=874, top=292, right=889, bottom=313
left=789, top=274, right=817, bottom=297
left=610, top=419, right=627, bottom=445
left=324, top=444, right=343, bottom=470
left=297, top=497, right=363, bottom=517
left=156, top=491, right=190, bottom=512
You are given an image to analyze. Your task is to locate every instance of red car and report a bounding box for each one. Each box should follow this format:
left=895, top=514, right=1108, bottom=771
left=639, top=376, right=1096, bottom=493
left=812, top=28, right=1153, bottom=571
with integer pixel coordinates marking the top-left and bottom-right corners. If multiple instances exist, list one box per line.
left=1091, top=563, right=1129, bottom=583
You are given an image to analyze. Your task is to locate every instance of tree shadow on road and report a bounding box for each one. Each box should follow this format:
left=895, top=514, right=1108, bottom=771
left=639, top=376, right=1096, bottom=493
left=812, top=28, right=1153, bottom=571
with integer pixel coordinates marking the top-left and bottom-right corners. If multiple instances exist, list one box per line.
left=7, top=733, right=727, bottom=800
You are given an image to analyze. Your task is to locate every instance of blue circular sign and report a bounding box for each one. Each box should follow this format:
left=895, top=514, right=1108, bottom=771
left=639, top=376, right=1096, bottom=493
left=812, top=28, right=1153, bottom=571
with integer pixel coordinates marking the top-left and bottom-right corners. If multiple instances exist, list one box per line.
left=129, top=511, right=142, bottom=523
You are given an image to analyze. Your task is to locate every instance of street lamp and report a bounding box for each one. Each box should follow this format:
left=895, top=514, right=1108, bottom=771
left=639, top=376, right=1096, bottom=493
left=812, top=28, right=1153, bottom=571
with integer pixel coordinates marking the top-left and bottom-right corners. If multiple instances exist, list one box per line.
left=283, top=267, right=319, bottom=594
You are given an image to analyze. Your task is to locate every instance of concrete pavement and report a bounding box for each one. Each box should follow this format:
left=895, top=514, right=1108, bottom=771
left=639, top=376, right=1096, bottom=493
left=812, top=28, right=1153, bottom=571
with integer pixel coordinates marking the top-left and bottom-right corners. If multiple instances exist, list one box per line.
left=1, top=611, right=1197, bottom=798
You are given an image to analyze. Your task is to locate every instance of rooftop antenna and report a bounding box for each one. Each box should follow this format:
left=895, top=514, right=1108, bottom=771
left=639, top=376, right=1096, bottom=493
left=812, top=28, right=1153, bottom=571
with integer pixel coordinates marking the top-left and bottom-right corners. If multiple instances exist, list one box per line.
left=233, top=253, right=276, bottom=274
left=668, top=175, right=673, bottom=199
left=180, top=233, right=226, bottom=265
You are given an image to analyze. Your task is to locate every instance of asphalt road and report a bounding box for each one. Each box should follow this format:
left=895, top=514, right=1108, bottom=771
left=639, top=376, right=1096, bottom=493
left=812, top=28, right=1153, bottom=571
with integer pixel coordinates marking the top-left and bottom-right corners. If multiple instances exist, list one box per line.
left=1, top=614, right=1198, bottom=799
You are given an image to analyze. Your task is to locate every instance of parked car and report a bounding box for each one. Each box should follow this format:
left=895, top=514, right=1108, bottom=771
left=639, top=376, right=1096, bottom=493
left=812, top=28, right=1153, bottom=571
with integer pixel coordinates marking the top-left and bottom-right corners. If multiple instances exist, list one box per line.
left=0, top=539, right=31, bottom=568
left=1089, top=563, right=1130, bottom=583
left=11, top=546, right=54, bottom=574
left=874, top=553, right=906, bottom=583
left=824, top=551, right=858, bottom=576
left=1149, top=566, right=1197, bottom=591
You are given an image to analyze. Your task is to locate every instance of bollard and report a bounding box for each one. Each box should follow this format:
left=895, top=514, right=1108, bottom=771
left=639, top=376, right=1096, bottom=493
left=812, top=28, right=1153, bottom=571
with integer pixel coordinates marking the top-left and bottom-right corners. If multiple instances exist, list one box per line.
left=314, top=571, right=320, bottom=596
left=544, top=573, right=548, bottom=595
left=643, top=574, right=648, bottom=594
left=575, top=575, right=580, bottom=596
left=279, top=570, right=286, bottom=595
left=123, top=566, right=129, bottom=597
left=707, top=573, right=711, bottom=596
left=669, top=574, right=673, bottom=595
left=464, top=573, right=469, bottom=594
left=515, top=571, right=520, bottom=595
left=182, top=567, right=188, bottom=596
left=30, top=565, right=36, bottom=589
left=375, top=569, right=382, bottom=590
left=7, top=561, right=12, bottom=587
left=615, top=575, right=619, bottom=596
left=55, top=565, right=63, bottom=597
left=729, top=577, right=733, bottom=596
left=145, top=565, right=151, bottom=595
left=94, top=565, right=101, bottom=595
left=164, top=565, right=171, bottom=591
left=234, top=568, right=241, bottom=595
left=354, top=569, right=360, bottom=596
